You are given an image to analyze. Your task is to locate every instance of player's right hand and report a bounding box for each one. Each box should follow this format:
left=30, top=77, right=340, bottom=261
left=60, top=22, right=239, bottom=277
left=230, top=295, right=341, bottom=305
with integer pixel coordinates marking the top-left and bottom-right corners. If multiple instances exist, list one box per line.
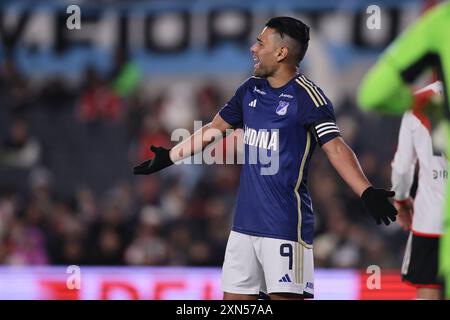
left=133, top=145, right=174, bottom=175
left=361, top=187, right=398, bottom=226
left=394, top=198, right=414, bottom=231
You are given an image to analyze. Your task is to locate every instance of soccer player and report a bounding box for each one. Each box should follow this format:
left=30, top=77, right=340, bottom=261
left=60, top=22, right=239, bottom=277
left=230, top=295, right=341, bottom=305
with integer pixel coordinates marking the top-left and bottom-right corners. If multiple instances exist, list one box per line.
left=357, top=2, right=450, bottom=299
left=134, top=17, right=397, bottom=300
left=392, top=82, right=444, bottom=300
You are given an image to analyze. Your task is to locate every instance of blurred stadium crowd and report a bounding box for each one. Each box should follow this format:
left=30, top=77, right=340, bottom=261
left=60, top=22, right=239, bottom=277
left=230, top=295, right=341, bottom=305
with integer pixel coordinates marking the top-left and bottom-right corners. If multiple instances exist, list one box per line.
left=0, top=50, right=409, bottom=269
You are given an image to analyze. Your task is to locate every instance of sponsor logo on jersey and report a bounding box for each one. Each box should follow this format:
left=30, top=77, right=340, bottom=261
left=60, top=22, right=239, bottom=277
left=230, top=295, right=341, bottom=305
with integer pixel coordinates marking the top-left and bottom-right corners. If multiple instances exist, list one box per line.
left=243, top=125, right=278, bottom=151
left=248, top=99, right=257, bottom=108
left=432, top=170, right=448, bottom=180
left=254, top=86, right=267, bottom=95
left=279, top=93, right=293, bottom=99
left=276, top=101, right=289, bottom=116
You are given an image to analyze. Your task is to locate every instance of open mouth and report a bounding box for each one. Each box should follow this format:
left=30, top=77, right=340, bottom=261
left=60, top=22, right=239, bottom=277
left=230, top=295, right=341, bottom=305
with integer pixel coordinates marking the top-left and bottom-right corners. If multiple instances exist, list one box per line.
left=253, top=56, right=260, bottom=69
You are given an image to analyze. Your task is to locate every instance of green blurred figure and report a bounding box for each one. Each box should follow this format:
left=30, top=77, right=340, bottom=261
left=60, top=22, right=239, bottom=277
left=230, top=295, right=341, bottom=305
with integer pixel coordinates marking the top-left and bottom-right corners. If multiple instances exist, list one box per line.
left=357, top=1, right=450, bottom=299
left=111, top=48, right=141, bottom=98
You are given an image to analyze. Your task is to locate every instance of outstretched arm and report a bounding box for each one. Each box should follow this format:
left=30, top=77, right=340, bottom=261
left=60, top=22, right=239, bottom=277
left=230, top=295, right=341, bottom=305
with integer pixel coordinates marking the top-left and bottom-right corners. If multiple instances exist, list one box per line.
left=321, top=137, right=370, bottom=196
left=169, top=113, right=233, bottom=162
left=321, top=137, right=397, bottom=225
left=133, top=113, right=233, bottom=175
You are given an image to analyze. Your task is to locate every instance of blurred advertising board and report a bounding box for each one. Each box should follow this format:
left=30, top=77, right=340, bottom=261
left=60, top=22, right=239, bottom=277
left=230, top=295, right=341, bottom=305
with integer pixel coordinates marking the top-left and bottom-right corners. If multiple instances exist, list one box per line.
left=0, top=0, right=422, bottom=76
left=0, top=266, right=416, bottom=300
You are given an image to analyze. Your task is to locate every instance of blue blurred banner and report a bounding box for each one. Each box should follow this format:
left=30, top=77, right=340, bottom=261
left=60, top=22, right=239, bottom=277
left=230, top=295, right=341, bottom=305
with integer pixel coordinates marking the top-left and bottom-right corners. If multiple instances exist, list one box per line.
left=0, top=0, right=422, bottom=77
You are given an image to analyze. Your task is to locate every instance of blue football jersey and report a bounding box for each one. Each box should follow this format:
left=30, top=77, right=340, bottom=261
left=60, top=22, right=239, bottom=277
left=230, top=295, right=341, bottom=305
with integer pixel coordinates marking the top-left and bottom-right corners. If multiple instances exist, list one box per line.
left=219, top=74, right=340, bottom=246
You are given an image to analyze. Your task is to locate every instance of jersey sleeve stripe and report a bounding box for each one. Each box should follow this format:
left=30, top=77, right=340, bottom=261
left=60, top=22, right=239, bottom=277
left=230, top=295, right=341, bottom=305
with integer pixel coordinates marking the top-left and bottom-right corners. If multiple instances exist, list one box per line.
left=298, top=77, right=325, bottom=105
left=297, top=77, right=326, bottom=106
left=316, top=125, right=339, bottom=134
left=295, top=79, right=320, bottom=107
left=299, top=76, right=326, bottom=105
left=301, top=75, right=327, bottom=104
left=317, top=128, right=340, bottom=138
left=315, top=122, right=336, bottom=129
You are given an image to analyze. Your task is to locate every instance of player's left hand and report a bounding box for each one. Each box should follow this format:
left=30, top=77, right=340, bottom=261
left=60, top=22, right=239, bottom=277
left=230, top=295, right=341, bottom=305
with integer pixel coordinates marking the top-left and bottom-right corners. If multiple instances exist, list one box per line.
left=361, top=187, right=398, bottom=226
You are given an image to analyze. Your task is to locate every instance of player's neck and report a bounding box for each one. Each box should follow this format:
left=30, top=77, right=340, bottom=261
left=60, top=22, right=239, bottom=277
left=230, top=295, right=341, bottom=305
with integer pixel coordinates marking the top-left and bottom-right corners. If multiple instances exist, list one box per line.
left=266, top=68, right=298, bottom=89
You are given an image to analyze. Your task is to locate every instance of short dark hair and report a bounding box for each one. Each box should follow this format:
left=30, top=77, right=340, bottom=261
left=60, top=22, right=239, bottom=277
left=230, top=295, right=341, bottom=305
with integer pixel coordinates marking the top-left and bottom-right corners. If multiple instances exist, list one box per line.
left=265, top=17, right=310, bottom=64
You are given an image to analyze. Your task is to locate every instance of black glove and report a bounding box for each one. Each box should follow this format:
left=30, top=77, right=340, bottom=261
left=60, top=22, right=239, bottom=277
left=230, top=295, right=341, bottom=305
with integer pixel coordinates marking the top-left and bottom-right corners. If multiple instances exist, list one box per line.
left=361, top=187, right=398, bottom=226
left=133, top=145, right=174, bottom=175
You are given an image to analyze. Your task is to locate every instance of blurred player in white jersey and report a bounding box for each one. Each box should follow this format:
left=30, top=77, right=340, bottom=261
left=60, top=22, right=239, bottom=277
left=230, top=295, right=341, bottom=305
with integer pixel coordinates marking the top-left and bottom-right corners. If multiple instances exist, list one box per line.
left=391, top=81, right=445, bottom=299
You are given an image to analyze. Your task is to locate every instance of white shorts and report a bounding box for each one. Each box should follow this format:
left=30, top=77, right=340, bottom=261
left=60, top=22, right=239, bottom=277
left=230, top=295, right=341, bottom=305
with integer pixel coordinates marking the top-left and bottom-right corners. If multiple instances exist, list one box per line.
left=221, top=231, right=314, bottom=297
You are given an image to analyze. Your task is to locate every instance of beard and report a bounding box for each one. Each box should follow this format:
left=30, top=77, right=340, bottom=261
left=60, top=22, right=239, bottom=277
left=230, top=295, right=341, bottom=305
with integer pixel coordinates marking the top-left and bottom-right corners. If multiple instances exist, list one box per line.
left=253, top=63, right=273, bottom=78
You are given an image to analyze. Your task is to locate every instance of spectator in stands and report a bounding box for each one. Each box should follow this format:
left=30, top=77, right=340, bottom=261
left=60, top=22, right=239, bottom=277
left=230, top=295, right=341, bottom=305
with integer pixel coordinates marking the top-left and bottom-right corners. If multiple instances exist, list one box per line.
left=0, top=118, right=41, bottom=169
left=77, top=67, right=123, bottom=124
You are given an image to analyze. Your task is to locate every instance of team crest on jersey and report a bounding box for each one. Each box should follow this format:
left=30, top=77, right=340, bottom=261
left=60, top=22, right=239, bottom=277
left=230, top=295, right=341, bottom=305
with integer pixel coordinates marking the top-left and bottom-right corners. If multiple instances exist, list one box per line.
left=276, top=101, right=289, bottom=116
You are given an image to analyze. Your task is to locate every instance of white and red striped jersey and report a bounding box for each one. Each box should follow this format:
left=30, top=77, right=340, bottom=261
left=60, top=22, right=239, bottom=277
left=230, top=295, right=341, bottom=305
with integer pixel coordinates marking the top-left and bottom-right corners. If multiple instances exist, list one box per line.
left=391, top=81, right=446, bottom=236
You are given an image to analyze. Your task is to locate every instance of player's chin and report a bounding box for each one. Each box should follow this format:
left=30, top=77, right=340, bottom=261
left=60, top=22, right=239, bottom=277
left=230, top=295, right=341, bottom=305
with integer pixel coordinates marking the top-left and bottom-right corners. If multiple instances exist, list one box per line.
left=253, top=67, right=266, bottom=78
